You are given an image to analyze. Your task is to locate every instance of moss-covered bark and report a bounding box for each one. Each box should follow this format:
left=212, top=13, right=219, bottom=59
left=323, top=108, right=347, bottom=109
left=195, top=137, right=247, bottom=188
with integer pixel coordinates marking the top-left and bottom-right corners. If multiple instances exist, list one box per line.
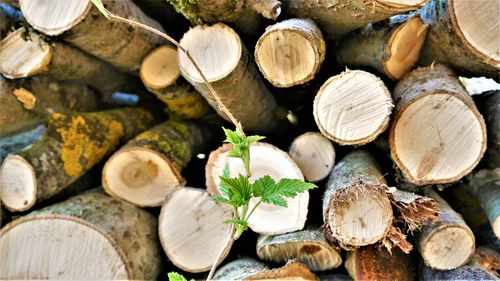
left=418, top=0, right=499, bottom=78
left=336, top=14, right=428, bottom=80
left=474, top=91, right=499, bottom=169
left=14, top=189, right=162, bottom=279
left=3, top=107, right=154, bottom=211
left=0, top=77, right=98, bottom=138
left=345, top=246, right=416, bottom=281
left=285, top=0, right=428, bottom=40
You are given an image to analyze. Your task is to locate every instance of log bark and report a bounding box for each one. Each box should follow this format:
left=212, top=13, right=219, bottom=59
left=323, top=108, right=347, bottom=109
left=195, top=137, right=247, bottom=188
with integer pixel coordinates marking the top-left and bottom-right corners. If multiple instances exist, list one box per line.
left=246, top=260, right=318, bottom=280
left=0, top=91, right=154, bottom=212
left=102, top=120, right=211, bottom=207
left=474, top=91, right=499, bottom=169
left=0, top=125, right=46, bottom=163
left=322, top=150, right=393, bottom=249
left=213, top=258, right=270, bottom=281
left=255, top=18, right=325, bottom=88
left=417, top=189, right=475, bottom=270
left=336, top=14, right=429, bottom=80
left=345, top=246, right=416, bottom=281
left=390, top=64, right=487, bottom=185
left=467, top=169, right=500, bottom=239
left=420, top=263, right=497, bottom=281
left=257, top=226, right=342, bottom=271
left=288, top=132, right=335, bottom=182
left=158, top=187, right=233, bottom=273
left=140, top=45, right=218, bottom=121
left=0, top=76, right=98, bottom=138
left=0, top=28, right=125, bottom=94
left=0, top=189, right=161, bottom=280
left=206, top=142, right=308, bottom=235
left=313, top=70, right=393, bottom=145
left=285, top=0, right=429, bottom=40
left=178, top=23, right=279, bottom=133
left=418, top=0, right=499, bottom=78
left=20, top=0, right=165, bottom=72
left=214, top=258, right=318, bottom=280
left=471, top=246, right=500, bottom=278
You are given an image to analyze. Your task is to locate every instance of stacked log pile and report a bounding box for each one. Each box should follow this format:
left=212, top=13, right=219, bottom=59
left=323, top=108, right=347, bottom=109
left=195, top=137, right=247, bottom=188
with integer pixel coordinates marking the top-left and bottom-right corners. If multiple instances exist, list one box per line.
left=0, top=0, right=498, bottom=280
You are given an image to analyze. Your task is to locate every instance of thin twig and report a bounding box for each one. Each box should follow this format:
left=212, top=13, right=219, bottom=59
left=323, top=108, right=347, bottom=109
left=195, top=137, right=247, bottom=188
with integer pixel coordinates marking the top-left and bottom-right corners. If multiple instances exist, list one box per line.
left=206, top=223, right=235, bottom=281
left=107, top=13, right=245, bottom=135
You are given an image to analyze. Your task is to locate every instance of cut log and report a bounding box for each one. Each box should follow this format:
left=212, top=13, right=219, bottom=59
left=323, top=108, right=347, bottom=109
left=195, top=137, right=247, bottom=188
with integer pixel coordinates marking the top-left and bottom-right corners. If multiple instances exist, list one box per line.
left=140, top=45, right=216, bottom=121
left=345, top=246, right=416, bottom=281
left=246, top=260, right=318, bottom=281
left=467, top=169, right=500, bottom=239
left=420, top=263, right=497, bottom=281
left=178, top=23, right=279, bottom=133
left=285, top=0, right=429, bottom=40
left=474, top=91, right=499, bottom=169
left=0, top=91, right=154, bottom=212
left=206, top=142, right=308, bottom=235
left=418, top=0, right=499, bottom=78
left=313, top=70, right=393, bottom=146
left=471, top=246, right=500, bottom=277
left=322, top=150, right=393, bottom=249
left=417, top=189, right=475, bottom=270
left=158, top=187, right=233, bottom=273
left=256, top=226, right=342, bottom=271
left=288, top=132, right=335, bottom=182
left=0, top=125, right=46, bottom=163
left=255, top=18, right=325, bottom=88
left=20, top=0, right=165, bottom=72
left=213, top=258, right=270, bottom=281
left=336, top=14, right=429, bottom=80
left=0, top=28, right=125, bottom=94
left=390, top=64, right=487, bottom=185
left=0, top=76, right=98, bottom=138
left=102, top=120, right=211, bottom=207
left=0, top=189, right=161, bottom=280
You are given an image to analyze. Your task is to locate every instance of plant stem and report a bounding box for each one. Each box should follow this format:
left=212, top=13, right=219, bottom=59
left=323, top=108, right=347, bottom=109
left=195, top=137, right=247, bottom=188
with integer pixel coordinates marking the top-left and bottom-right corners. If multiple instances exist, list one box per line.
left=206, top=223, right=235, bottom=281
left=245, top=200, right=262, bottom=221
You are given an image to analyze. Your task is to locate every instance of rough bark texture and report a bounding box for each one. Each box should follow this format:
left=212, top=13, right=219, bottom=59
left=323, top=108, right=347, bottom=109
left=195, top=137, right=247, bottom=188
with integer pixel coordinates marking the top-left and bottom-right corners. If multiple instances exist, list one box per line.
left=255, top=18, right=325, bottom=87
left=179, top=23, right=279, bottom=133
left=0, top=77, right=98, bottom=138
left=420, top=263, right=497, bottom=281
left=417, top=190, right=475, bottom=270
left=0, top=125, right=46, bottom=163
left=471, top=246, right=500, bottom=277
left=474, top=91, right=499, bottom=169
left=1, top=107, right=154, bottom=211
left=467, top=169, right=500, bottom=239
left=0, top=189, right=162, bottom=280
left=418, top=0, right=499, bottom=78
left=336, top=14, right=428, bottom=80
left=322, top=150, right=394, bottom=249
left=285, top=0, right=429, bottom=40
left=257, top=227, right=342, bottom=271
left=213, top=258, right=270, bottom=281
left=246, top=260, right=319, bottom=280
left=390, top=64, right=487, bottom=185
left=345, top=246, right=416, bottom=281
left=20, top=0, right=165, bottom=72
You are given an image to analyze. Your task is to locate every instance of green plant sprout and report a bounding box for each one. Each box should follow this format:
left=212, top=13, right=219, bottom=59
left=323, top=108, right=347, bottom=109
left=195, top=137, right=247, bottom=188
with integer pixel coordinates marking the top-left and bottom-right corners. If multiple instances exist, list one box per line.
left=89, top=1, right=316, bottom=280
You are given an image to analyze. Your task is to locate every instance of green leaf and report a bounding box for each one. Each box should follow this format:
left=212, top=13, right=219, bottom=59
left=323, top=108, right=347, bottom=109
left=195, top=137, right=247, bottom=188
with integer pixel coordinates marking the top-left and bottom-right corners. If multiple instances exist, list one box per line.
left=245, top=135, right=265, bottom=145
left=222, top=164, right=230, bottom=178
left=275, top=179, right=317, bottom=197
left=252, top=175, right=275, bottom=198
left=252, top=177, right=316, bottom=207
left=168, top=272, right=187, bottom=281
left=211, top=196, right=229, bottom=204
left=219, top=174, right=252, bottom=207
left=223, top=127, right=244, bottom=144
left=90, top=0, right=110, bottom=18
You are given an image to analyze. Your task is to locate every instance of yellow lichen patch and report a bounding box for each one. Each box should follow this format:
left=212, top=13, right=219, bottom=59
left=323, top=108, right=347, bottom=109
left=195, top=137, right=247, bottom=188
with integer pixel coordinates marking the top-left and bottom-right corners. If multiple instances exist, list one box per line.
left=162, top=94, right=210, bottom=119
left=56, top=113, right=124, bottom=177
left=134, top=130, right=162, bottom=142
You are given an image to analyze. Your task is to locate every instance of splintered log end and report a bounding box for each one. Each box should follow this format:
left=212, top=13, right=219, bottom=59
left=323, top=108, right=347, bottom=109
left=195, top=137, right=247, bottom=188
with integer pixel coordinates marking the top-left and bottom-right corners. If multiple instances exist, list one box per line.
left=159, top=188, right=233, bottom=273
left=13, top=87, right=36, bottom=110
left=381, top=225, right=413, bottom=254
left=391, top=64, right=487, bottom=185
left=0, top=28, right=51, bottom=79
left=140, top=45, right=180, bottom=90
left=388, top=187, right=439, bottom=233
left=384, top=15, right=428, bottom=80
left=257, top=227, right=342, bottom=271
left=314, top=70, right=393, bottom=145
left=255, top=18, right=325, bottom=87
left=324, top=183, right=393, bottom=249
left=246, top=260, right=319, bottom=281
left=288, top=132, right=335, bottom=182
left=471, top=246, right=500, bottom=277
left=102, top=147, right=184, bottom=207
left=0, top=154, right=36, bottom=212
left=206, top=142, right=308, bottom=235
left=20, top=0, right=92, bottom=36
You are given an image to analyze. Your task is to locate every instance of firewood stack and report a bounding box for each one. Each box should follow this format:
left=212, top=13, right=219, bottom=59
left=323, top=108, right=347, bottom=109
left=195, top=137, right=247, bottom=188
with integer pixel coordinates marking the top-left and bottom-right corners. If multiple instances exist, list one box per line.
left=0, top=0, right=498, bottom=280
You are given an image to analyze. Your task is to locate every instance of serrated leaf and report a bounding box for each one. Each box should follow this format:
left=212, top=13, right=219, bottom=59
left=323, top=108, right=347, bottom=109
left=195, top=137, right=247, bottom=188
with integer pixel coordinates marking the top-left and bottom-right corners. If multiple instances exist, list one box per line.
left=262, top=193, right=288, bottom=207
left=211, top=196, right=229, bottom=204
left=275, top=179, right=316, bottom=197
left=219, top=174, right=252, bottom=207
left=223, top=127, right=244, bottom=144
left=252, top=175, right=276, bottom=198
left=222, top=164, right=230, bottom=178
left=168, top=272, right=187, bottom=281
left=246, top=135, right=265, bottom=145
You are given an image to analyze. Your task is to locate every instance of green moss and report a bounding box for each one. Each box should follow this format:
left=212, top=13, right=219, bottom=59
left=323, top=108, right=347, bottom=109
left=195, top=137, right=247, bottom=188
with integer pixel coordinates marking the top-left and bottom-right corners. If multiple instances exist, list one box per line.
left=166, top=0, right=203, bottom=24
